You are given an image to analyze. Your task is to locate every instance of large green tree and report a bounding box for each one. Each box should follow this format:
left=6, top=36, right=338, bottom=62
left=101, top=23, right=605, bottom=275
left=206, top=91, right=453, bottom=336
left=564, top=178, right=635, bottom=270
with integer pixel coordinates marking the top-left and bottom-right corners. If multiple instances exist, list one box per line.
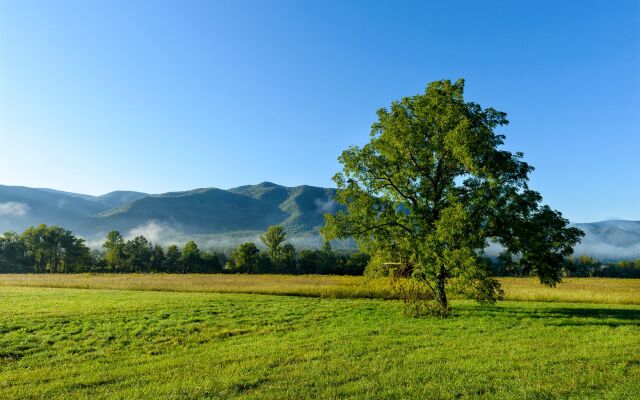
left=150, top=245, right=166, bottom=272
left=260, top=225, right=298, bottom=273
left=164, top=244, right=181, bottom=273
left=230, top=242, right=261, bottom=274
left=278, top=243, right=298, bottom=274
left=260, top=225, right=287, bottom=259
left=103, top=231, right=125, bottom=272
left=181, top=240, right=201, bottom=273
left=322, top=79, right=583, bottom=315
left=123, top=235, right=152, bottom=272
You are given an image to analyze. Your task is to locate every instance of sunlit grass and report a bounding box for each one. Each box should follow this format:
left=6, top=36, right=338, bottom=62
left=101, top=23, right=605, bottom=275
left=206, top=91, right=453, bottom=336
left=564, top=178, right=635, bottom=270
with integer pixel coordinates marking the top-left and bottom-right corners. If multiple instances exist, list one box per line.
left=0, top=274, right=639, bottom=304
left=499, top=277, right=640, bottom=305
left=0, top=274, right=394, bottom=299
left=0, top=286, right=638, bottom=399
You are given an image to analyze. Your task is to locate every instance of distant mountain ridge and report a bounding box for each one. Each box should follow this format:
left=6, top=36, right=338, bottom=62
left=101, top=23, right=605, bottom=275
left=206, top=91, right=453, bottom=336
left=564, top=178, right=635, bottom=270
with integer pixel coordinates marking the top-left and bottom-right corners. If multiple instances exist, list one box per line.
left=0, top=183, right=638, bottom=257
left=0, top=182, right=339, bottom=242
left=572, top=220, right=640, bottom=259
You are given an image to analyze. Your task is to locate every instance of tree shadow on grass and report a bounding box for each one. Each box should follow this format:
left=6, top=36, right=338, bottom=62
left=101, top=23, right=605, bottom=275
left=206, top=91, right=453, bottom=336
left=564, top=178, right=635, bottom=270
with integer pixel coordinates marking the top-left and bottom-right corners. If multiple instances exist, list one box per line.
left=541, top=307, right=640, bottom=327
left=457, top=303, right=640, bottom=327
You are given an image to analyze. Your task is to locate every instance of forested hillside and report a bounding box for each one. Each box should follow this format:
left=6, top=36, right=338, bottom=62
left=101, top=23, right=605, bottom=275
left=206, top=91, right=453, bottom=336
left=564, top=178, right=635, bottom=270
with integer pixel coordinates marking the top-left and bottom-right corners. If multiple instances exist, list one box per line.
left=0, top=182, right=337, bottom=238
left=1, top=183, right=638, bottom=258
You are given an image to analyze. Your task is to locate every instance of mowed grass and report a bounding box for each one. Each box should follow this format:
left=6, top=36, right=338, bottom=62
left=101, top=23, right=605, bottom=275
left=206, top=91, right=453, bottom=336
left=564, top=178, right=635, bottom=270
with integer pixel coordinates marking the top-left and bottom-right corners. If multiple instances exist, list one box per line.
left=1, top=274, right=639, bottom=304
left=1, top=286, right=640, bottom=399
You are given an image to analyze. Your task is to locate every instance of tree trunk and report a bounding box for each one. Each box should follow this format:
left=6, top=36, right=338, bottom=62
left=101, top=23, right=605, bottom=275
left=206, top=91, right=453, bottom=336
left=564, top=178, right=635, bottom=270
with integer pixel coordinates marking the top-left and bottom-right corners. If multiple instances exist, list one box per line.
left=436, top=265, right=449, bottom=316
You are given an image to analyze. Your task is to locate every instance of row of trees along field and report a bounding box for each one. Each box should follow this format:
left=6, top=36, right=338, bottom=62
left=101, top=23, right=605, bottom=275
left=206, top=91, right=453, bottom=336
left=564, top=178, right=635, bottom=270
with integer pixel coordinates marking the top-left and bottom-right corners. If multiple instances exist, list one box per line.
left=561, top=255, right=640, bottom=278
left=1, top=224, right=640, bottom=277
left=0, top=224, right=370, bottom=275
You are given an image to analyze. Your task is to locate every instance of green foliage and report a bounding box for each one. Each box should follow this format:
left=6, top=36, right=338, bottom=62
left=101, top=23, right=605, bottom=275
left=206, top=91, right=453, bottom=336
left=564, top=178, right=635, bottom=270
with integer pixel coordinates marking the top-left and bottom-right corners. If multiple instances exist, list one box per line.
left=363, top=249, right=411, bottom=278
left=389, top=277, right=436, bottom=317
left=603, top=259, right=640, bottom=278
left=323, top=79, right=584, bottom=315
left=201, top=251, right=224, bottom=274
left=258, top=226, right=299, bottom=274
left=260, top=225, right=287, bottom=259
left=150, top=245, right=165, bottom=272
left=298, top=246, right=337, bottom=275
left=164, top=244, right=181, bottom=272
left=0, top=232, right=32, bottom=273
left=228, top=242, right=261, bottom=274
left=4, top=222, right=638, bottom=280
left=567, top=255, right=600, bottom=277
left=103, top=230, right=125, bottom=271
left=181, top=240, right=201, bottom=273
left=276, top=243, right=298, bottom=274
left=123, top=236, right=152, bottom=273
left=565, top=256, right=640, bottom=278
left=16, top=224, right=92, bottom=273
left=0, top=225, right=362, bottom=276
left=344, top=252, right=370, bottom=275
left=89, top=233, right=221, bottom=274
left=100, top=234, right=223, bottom=274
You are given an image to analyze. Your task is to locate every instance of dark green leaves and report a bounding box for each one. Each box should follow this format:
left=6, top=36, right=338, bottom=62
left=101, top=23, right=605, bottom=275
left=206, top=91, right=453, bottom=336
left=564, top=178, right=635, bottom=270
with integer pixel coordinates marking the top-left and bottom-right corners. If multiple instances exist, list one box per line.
left=323, top=79, right=583, bottom=314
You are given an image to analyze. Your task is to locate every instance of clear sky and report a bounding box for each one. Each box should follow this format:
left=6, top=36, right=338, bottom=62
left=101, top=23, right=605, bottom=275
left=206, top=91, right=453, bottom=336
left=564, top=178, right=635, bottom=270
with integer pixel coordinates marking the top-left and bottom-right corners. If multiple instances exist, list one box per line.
left=0, top=0, right=638, bottom=222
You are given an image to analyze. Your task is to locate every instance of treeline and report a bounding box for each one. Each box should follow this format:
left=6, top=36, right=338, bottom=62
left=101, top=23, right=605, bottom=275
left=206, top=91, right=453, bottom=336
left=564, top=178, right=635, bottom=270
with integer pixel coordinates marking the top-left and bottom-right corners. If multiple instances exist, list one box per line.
left=2, top=224, right=640, bottom=278
left=365, top=252, right=640, bottom=279
left=562, top=255, right=640, bottom=278
left=0, top=224, right=369, bottom=275
left=486, top=255, right=640, bottom=279
left=0, top=225, right=92, bottom=273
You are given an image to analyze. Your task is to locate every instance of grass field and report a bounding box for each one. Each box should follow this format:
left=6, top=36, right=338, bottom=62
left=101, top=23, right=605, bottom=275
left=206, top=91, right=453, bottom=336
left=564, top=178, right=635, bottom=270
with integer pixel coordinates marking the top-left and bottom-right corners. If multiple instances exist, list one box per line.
left=1, top=274, right=639, bottom=304
left=1, top=277, right=639, bottom=399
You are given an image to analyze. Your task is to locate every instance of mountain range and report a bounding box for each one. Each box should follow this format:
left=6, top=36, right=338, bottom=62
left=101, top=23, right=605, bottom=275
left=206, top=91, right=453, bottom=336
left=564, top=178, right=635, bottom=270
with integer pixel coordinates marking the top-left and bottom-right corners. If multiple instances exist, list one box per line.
left=0, top=182, right=339, bottom=249
left=0, top=182, right=638, bottom=258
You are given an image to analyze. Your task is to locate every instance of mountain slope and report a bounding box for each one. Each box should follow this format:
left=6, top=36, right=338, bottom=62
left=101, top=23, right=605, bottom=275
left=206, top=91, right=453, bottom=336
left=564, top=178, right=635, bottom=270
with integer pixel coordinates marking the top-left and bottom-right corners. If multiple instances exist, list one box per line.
left=1, top=183, right=639, bottom=257
left=572, top=220, right=640, bottom=259
left=229, top=182, right=338, bottom=233
left=96, top=187, right=288, bottom=233
left=0, top=185, right=107, bottom=233
left=95, top=191, right=148, bottom=208
left=0, top=183, right=338, bottom=236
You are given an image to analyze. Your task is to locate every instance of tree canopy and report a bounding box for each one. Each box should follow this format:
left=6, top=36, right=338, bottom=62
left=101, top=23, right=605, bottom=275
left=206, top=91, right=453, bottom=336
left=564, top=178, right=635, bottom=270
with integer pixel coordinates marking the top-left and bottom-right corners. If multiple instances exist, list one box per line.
left=229, top=242, right=261, bottom=274
left=260, top=225, right=287, bottom=259
left=322, top=79, right=584, bottom=315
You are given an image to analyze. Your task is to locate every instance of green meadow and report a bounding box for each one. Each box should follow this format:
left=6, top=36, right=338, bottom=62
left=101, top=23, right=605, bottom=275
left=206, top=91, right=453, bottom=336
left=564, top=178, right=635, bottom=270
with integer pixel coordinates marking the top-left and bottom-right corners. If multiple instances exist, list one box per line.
left=1, top=279, right=639, bottom=399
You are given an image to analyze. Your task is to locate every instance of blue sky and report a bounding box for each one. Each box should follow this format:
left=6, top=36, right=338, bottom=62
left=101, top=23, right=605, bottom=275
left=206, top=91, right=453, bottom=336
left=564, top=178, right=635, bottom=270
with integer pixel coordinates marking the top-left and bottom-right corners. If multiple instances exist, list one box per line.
left=0, top=0, right=638, bottom=222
